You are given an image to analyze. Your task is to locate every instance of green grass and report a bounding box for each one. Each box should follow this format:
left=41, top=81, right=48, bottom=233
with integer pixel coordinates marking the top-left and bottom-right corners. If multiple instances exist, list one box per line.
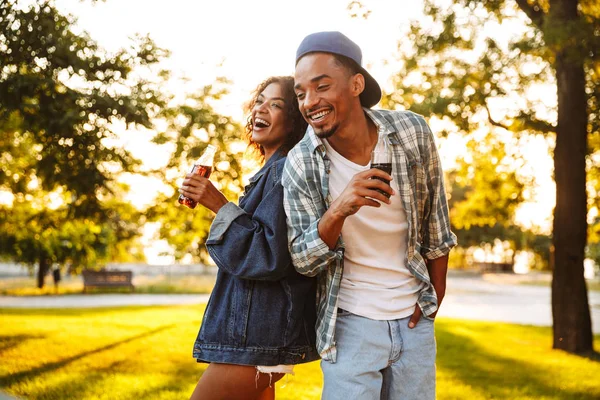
left=0, top=274, right=216, bottom=296
left=0, top=306, right=599, bottom=400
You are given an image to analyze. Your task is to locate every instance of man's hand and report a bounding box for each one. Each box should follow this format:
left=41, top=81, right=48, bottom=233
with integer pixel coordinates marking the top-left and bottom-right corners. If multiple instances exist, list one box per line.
left=408, top=306, right=423, bottom=329
left=318, top=168, right=394, bottom=249
left=329, top=168, right=394, bottom=218
left=179, top=174, right=228, bottom=214
left=408, top=273, right=447, bottom=329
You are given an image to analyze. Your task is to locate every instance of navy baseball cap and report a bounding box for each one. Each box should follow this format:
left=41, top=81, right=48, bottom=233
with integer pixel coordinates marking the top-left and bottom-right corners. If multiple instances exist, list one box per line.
left=295, top=31, right=382, bottom=108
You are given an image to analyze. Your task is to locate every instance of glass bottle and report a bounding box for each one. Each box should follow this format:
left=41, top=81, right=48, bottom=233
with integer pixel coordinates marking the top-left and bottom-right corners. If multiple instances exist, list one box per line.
left=178, top=144, right=217, bottom=209
left=370, top=134, right=392, bottom=198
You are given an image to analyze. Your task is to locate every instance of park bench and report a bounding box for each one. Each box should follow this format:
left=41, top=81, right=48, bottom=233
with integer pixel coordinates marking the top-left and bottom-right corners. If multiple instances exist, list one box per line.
left=473, top=261, right=514, bottom=273
left=82, top=269, right=134, bottom=292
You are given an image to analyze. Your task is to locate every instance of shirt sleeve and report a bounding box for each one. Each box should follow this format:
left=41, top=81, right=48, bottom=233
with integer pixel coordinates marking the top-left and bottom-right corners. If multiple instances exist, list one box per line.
left=282, top=150, right=343, bottom=277
left=205, top=180, right=293, bottom=281
left=421, top=122, right=458, bottom=260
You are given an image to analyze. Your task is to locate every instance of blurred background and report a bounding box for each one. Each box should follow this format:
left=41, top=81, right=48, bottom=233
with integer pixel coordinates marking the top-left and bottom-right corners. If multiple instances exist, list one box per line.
left=0, top=0, right=599, bottom=399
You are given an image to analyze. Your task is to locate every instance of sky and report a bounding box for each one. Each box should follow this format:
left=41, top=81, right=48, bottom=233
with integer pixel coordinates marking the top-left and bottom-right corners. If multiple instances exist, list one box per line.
left=50, top=0, right=556, bottom=263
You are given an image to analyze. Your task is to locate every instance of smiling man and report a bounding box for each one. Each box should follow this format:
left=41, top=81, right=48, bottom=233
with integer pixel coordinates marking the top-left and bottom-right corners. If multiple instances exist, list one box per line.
left=282, top=31, right=457, bottom=400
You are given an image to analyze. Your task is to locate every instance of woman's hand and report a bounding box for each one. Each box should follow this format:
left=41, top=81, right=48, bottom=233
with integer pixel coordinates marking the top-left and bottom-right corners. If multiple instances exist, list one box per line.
left=179, top=174, right=229, bottom=214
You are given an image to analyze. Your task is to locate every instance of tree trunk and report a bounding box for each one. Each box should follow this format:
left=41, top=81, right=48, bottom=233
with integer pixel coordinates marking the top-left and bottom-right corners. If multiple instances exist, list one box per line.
left=550, top=0, right=593, bottom=354
left=37, top=258, right=50, bottom=289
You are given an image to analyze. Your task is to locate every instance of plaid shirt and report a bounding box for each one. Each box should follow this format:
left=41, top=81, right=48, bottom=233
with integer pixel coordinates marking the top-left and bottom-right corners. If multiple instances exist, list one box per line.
left=282, top=109, right=457, bottom=362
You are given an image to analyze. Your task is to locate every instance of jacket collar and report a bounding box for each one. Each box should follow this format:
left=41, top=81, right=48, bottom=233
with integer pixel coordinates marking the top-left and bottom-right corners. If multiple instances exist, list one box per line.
left=248, top=148, right=285, bottom=184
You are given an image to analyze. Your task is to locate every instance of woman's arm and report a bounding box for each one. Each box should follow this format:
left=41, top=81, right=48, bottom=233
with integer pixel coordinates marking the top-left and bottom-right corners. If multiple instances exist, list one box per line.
left=206, top=180, right=293, bottom=281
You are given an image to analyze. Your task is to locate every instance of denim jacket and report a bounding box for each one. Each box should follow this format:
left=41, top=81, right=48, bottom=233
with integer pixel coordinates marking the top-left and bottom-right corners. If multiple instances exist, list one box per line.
left=193, top=151, right=319, bottom=366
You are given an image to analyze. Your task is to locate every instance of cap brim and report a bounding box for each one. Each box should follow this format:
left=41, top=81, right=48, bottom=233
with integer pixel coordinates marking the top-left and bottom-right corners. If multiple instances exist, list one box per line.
left=358, top=67, right=382, bottom=108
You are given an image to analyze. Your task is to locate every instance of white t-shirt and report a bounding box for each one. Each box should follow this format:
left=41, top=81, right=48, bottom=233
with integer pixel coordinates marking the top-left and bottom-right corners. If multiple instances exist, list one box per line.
left=324, top=139, right=422, bottom=320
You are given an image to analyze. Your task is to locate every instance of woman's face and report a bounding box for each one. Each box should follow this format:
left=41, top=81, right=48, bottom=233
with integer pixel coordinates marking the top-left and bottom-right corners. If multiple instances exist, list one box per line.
left=251, top=82, right=290, bottom=152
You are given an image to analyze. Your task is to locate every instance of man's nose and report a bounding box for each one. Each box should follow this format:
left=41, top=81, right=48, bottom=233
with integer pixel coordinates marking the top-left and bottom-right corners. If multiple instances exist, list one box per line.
left=303, top=90, right=319, bottom=111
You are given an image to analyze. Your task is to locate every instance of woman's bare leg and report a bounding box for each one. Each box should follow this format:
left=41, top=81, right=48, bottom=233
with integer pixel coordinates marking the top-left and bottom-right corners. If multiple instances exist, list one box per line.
left=189, top=363, right=284, bottom=400
left=256, top=385, right=276, bottom=400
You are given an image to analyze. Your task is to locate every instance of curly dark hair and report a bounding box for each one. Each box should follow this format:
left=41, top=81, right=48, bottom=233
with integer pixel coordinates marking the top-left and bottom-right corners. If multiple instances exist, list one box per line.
left=244, top=76, right=307, bottom=158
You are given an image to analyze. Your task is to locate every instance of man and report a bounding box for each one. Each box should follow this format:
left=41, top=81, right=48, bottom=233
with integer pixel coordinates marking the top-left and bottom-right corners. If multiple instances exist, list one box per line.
left=282, top=31, right=457, bottom=399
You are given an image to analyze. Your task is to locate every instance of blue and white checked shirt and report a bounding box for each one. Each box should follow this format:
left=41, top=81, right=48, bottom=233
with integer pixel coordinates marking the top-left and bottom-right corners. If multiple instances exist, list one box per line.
left=282, top=108, right=457, bottom=362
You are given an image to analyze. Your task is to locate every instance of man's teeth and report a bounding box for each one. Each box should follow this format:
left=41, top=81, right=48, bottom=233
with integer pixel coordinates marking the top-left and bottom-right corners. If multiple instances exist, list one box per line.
left=255, top=118, right=270, bottom=127
left=310, top=110, right=331, bottom=121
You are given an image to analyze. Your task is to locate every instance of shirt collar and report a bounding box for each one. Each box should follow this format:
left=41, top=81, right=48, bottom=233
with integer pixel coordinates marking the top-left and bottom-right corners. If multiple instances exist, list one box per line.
left=306, top=108, right=398, bottom=158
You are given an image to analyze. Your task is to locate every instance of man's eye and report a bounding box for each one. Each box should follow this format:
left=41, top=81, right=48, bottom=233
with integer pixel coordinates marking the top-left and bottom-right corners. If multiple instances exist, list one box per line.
left=317, top=85, right=329, bottom=91
left=296, top=93, right=305, bottom=100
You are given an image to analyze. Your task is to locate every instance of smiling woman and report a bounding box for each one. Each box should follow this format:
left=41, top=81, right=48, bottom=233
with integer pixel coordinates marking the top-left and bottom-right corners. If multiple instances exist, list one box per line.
left=178, top=76, right=316, bottom=400
left=245, top=77, right=308, bottom=161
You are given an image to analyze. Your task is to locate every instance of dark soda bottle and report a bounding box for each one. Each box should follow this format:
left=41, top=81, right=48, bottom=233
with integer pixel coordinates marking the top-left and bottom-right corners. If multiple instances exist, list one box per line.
left=178, top=144, right=217, bottom=209
left=371, top=135, right=392, bottom=198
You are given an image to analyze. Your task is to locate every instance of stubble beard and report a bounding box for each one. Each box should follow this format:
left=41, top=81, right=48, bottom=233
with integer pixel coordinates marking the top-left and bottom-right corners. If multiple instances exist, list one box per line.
left=314, top=122, right=340, bottom=139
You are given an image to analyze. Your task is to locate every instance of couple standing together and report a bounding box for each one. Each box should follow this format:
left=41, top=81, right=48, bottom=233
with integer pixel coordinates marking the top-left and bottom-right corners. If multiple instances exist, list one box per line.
left=179, top=31, right=457, bottom=400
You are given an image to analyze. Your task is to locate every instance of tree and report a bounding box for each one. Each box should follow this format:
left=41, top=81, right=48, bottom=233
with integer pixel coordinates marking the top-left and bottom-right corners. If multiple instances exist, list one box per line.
left=446, top=132, right=552, bottom=266
left=380, top=0, right=598, bottom=353
left=0, top=0, right=167, bottom=287
left=146, top=77, right=246, bottom=262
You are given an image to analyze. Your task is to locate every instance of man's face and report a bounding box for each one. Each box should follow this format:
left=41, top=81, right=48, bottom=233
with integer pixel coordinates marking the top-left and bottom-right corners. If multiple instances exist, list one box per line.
left=294, top=53, right=359, bottom=139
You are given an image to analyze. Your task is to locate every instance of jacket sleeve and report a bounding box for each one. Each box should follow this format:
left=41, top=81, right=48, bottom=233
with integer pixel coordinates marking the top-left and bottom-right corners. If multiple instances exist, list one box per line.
left=282, top=150, right=343, bottom=277
left=420, top=121, right=458, bottom=260
left=205, top=177, right=293, bottom=281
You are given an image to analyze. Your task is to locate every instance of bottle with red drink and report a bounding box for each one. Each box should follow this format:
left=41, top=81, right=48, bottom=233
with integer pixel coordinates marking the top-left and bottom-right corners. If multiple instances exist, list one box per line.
left=178, top=144, right=217, bottom=209
left=371, top=134, right=393, bottom=198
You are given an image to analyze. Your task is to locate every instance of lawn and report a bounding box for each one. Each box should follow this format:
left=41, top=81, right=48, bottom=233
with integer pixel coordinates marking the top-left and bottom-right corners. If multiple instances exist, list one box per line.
left=0, top=305, right=599, bottom=400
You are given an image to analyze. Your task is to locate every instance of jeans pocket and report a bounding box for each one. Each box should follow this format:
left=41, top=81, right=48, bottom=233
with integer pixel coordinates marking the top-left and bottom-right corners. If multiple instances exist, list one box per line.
left=337, top=308, right=352, bottom=317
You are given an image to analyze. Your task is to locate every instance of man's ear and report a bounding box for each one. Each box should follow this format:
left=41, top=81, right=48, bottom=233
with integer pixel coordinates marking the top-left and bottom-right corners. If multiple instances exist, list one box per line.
left=351, top=73, right=366, bottom=98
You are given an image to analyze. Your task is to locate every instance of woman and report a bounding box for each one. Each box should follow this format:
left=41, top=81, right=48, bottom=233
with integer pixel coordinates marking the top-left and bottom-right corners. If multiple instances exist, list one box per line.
left=179, top=76, right=318, bottom=400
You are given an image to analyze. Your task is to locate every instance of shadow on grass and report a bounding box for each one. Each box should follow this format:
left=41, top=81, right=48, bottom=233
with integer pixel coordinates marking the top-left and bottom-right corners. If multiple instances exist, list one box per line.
left=124, top=359, right=203, bottom=399
left=573, top=349, right=600, bottom=362
left=437, top=325, right=598, bottom=399
left=25, top=360, right=127, bottom=400
left=0, top=304, right=203, bottom=317
left=0, top=334, right=46, bottom=355
left=0, top=324, right=176, bottom=388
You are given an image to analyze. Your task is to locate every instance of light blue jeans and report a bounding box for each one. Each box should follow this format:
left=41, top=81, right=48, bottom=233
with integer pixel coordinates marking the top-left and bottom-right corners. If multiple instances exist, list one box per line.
left=321, top=309, right=436, bottom=400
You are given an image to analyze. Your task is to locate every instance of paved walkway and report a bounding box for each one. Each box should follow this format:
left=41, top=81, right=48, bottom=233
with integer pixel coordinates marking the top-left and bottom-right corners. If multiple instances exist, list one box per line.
left=438, top=275, right=600, bottom=334
left=0, top=293, right=210, bottom=308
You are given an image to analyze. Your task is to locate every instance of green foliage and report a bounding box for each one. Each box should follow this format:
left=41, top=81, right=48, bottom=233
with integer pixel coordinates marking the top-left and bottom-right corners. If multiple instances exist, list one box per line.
left=146, top=77, right=246, bottom=262
left=377, top=0, right=600, bottom=266
left=0, top=0, right=168, bottom=281
left=449, top=133, right=525, bottom=229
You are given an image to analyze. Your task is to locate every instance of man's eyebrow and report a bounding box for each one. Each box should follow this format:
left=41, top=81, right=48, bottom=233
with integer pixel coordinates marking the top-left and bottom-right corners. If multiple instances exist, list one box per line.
left=294, top=74, right=331, bottom=90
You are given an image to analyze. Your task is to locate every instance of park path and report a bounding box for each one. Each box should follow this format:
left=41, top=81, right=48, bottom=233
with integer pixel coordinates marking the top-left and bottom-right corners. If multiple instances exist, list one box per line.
left=1, top=273, right=599, bottom=333
left=0, top=293, right=210, bottom=308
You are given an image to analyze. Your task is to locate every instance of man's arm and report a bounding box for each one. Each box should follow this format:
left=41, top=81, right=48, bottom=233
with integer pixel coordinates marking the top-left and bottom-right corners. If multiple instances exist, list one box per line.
left=421, top=121, right=458, bottom=261
left=282, top=151, right=342, bottom=277
left=408, top=118, right=457, bottom=328
left=426, top=255, right=449, bottom=314
left=318, top=169, right=394, bottom=249
left=282, top=150, right=393, bottom=275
